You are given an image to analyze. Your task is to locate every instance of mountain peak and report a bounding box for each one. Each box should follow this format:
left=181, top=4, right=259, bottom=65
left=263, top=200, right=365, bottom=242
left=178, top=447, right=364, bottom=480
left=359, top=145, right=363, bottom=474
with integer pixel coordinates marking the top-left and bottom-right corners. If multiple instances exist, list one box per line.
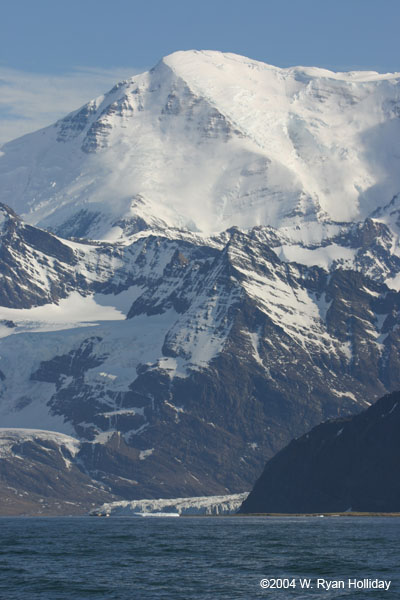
left=1, top=51, right=400, bottom=240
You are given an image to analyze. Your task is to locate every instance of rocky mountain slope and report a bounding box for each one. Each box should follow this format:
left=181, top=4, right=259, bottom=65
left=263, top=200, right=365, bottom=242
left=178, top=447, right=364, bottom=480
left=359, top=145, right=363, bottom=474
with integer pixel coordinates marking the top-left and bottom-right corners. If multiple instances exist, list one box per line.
left=239, top=391, right=400, bottom=513
left=0, top=429, right=117, bottom=515
left=0, top=51, right=400, bottom=510
left=1, top=202, right=400, bottom=504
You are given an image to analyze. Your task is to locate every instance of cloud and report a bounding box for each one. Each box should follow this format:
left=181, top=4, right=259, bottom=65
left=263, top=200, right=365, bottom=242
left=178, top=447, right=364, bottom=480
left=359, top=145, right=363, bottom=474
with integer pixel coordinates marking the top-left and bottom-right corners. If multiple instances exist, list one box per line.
left=0, top=65, right=143, bottom=146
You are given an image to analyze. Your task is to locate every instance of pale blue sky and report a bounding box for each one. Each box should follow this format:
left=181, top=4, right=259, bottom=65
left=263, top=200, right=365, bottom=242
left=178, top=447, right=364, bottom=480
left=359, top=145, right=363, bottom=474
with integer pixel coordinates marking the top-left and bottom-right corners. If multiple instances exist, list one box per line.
left=1, top=0, right=399, bottom=144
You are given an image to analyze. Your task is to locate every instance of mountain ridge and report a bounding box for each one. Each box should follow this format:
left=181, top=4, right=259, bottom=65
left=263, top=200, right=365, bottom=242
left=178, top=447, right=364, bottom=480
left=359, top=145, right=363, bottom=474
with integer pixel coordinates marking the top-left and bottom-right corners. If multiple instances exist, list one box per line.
left=1, top=201, right=400, bottom=504
left=1, top=51, right=400, bottom=510
left=1, top=50, right=400, bottom=241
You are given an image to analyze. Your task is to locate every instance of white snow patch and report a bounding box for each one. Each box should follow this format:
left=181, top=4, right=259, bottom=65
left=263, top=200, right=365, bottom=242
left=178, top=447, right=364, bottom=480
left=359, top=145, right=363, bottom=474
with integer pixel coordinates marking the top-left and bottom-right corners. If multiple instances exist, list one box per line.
left=0, top=292, right=125, bottom=337
left=94, top=430, right=116, bottom=444
left=101, top=409, right=143, bottom=418
left=94, top=287, right=143, bottom=316
left=247, top=331, right=264, bottom=366
left=164, top=401, right=185, bottom=414
left=98, top=372, right=117, bottom=381
left=341, top=342, right=353, bottom=361
left=330, top=389, right=358, bottom=402
left=275, top=244, right=357, bottom=270
left=139, top=448, right=154, bottom=460
left=386, top=272, right=400, bottom=291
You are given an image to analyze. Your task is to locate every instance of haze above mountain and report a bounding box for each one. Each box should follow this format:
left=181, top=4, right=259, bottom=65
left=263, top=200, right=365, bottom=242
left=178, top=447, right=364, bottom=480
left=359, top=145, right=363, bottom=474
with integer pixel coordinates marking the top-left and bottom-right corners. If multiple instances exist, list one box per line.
left=1, top=50, right=400, bottom=241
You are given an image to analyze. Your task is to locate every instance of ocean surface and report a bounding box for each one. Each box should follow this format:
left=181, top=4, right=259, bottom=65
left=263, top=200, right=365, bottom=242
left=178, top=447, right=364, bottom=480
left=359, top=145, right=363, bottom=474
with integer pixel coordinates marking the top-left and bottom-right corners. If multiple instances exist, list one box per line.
left=0, top=516, right=399, bottom=599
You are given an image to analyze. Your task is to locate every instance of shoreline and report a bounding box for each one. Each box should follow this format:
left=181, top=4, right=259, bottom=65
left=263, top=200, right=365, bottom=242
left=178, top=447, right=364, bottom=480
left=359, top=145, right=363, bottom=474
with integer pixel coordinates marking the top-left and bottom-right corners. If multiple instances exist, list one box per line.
left=233, top=512, right=400, bottom=518
left=2, top=511, right=400, bottom=518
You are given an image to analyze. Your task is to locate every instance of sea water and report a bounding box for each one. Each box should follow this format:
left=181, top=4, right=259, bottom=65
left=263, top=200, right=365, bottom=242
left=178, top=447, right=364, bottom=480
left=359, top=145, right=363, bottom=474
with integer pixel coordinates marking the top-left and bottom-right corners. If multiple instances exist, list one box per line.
left=0, top=516, right=398, bottom=599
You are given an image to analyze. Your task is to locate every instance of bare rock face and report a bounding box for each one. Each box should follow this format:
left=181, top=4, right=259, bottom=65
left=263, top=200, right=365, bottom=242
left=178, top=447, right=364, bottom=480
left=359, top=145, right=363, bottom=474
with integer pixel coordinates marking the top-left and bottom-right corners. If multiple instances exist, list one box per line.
left=240, top=391, right=400, bottom=514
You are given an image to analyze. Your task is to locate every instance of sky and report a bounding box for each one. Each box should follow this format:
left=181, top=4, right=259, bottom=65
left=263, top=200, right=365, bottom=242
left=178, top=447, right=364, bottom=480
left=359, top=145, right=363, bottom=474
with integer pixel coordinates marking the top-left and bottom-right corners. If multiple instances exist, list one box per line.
left=1, top=0, right=399, bottom=145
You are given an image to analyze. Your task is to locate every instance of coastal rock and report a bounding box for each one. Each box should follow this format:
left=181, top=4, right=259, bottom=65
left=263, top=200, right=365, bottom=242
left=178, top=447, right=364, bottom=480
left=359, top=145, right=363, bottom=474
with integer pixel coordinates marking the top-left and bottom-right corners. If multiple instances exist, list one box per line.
left=240, top=391, right=400, bottom=513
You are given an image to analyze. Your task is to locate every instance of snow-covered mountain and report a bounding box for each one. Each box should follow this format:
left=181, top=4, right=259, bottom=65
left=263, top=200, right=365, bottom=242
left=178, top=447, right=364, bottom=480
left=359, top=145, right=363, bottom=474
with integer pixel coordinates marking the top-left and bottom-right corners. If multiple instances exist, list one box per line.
left=1, top=51, right=400, bottom=240
left=1, top=51, right=400, bottom=512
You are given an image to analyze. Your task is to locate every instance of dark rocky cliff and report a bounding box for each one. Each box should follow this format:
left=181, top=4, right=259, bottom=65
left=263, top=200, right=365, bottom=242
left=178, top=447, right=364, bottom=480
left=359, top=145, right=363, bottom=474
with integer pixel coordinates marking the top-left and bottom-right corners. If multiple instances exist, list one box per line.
left=240, top=391, right=400, bottom=513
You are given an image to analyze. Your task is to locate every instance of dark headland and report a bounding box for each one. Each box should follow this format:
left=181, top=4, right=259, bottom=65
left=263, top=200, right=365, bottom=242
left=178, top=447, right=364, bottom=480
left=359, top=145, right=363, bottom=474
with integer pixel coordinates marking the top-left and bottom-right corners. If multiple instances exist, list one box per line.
left=239, top=391, right=400, bottom=514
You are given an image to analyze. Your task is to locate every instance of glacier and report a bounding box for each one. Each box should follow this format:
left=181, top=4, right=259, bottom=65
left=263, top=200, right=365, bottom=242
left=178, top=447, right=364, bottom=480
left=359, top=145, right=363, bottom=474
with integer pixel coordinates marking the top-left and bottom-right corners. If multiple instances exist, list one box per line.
left=90, top=493, right=249, bottom=517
